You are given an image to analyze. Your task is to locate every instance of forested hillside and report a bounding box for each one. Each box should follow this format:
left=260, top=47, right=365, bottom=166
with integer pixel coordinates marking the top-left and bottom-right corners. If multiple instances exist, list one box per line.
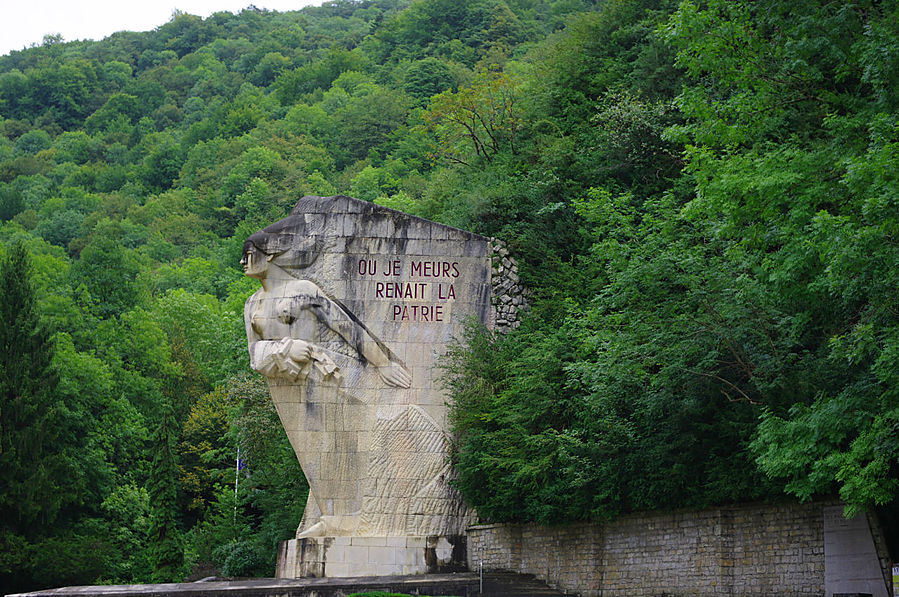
left=1, top=0, right=897, bottom=591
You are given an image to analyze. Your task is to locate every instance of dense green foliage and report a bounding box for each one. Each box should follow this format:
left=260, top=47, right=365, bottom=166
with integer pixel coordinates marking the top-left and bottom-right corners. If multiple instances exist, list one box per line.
left=442, top=0, right=899, bottom=526
left=0, top=0, right=897, bottom=590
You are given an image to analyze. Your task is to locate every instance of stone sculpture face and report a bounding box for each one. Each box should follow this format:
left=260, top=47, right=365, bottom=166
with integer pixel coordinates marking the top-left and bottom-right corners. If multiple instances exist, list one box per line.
left=243, top=195, right=492, bottom=561
left=239, top=243, right=269, bottom=279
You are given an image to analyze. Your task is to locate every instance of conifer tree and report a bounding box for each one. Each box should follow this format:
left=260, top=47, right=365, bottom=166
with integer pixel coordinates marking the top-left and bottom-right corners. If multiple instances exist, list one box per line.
left=0, top=243, right=62, bottom=534
left=148, top=404, right=185, bottom=582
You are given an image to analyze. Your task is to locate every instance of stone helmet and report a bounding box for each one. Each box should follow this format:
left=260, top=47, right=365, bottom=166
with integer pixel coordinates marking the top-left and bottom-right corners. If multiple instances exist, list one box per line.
left=243, top=202, right=327, bottom=272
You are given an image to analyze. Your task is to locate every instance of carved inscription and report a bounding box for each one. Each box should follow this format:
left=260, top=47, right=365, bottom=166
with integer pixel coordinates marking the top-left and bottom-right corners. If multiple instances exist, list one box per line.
left=358, top=258, right=459, bottom=322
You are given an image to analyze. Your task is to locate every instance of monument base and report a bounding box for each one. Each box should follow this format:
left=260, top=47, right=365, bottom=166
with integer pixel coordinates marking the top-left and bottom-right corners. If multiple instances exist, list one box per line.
left=276, top=535, right=467, bottom=578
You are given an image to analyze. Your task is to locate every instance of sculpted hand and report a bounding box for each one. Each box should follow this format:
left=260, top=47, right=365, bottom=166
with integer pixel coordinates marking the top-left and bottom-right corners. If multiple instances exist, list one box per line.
left=287, top=339, right=313, bottom=363
left=379, top=361, right=412, bottom=389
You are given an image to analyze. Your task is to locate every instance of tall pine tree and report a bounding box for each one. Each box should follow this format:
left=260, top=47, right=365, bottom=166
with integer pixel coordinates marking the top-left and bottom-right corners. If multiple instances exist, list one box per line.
left=0, top=243, right=63, bottom=534
left=148, top=404, right=185, bottom=582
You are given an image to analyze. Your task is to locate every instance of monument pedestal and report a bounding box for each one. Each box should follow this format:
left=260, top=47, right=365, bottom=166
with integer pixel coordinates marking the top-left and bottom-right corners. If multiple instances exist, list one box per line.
left=276, top=535, right=467, bottom=578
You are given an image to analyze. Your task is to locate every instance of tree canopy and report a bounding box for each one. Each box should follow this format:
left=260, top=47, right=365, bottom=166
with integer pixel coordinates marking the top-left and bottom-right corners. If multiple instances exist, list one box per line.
left=0, top=0, right=897, bottom=590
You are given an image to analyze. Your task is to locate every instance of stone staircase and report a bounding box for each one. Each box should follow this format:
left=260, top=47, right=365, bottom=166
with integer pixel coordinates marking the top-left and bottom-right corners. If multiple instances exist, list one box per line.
left=479, top=571, right=570, bottom=596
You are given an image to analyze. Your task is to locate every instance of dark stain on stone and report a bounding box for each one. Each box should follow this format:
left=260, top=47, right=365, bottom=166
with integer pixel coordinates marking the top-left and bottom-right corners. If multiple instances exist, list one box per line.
left=304, top=401, right=322, bottom=431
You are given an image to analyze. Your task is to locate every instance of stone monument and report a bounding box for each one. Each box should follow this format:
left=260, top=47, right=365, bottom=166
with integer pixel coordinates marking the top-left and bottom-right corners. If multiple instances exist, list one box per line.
left=241, top=195, right=494, bottom=577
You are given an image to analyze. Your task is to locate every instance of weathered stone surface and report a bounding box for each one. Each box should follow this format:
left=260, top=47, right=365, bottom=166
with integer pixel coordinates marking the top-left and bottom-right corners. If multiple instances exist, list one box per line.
left=241, top=196, right=491, bottom=576
left=488, top=238, right=529, bottom=333
left=277, top=534, right=467, bottom=578
left=467, top=500, right=892, bottom=597
left=824, top=505, right=890, bottom=597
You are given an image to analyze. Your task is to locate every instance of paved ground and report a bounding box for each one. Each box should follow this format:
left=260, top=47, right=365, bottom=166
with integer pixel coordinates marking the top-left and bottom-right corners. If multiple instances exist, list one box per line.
left=7, top=572, right=569, bottom=597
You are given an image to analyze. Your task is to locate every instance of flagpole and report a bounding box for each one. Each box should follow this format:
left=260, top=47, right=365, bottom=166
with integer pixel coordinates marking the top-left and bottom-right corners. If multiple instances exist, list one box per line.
left=234, top=446, right=240, bottom=529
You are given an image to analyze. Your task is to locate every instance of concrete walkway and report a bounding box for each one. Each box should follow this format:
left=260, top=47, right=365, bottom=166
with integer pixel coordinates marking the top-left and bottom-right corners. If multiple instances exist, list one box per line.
left=7, top=572, right=568, bottom=597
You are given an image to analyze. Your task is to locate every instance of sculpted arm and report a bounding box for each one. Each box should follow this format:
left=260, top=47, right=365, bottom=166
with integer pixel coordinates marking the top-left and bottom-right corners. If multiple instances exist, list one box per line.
left=290, top=281, right=412, bottom=388
left=244, top=292, right=313, bottom=379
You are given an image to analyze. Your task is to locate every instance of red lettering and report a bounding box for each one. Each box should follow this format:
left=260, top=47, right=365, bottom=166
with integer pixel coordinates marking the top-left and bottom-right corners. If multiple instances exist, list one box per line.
left=380, top=282, right=432, bottom=300
left=383, top=259, right=402, bottom=277
left=390, top=303, right=446, bottom=322
left=359, top=259, right=377, bottom=276
left=408, top=260, right=463, bottom=278
left=438, top=284, right=456, bottom=300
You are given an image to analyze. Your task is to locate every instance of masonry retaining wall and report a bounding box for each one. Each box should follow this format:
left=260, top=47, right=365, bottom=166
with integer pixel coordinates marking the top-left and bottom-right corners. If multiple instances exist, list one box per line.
left=467, top=500, right=890, bottom=597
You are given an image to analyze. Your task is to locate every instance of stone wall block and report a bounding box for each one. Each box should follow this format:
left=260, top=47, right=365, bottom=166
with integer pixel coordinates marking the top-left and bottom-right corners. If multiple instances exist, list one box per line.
left=488, top=238, right=530, bottom=333
left=466, top=501, right=889, bottom=597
